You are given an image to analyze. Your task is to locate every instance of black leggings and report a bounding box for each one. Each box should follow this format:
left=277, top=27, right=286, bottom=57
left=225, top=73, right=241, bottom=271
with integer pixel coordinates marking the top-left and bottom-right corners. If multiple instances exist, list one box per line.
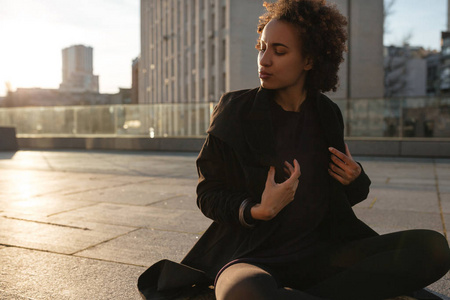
left=215, top=230, right=450, bottom=300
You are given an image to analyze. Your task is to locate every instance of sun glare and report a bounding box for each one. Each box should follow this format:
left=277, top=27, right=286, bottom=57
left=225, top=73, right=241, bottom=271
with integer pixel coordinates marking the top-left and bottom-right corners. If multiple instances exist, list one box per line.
left=0, top=2, right=66, bottom=97
left=0, top=22, right=62, bottom=96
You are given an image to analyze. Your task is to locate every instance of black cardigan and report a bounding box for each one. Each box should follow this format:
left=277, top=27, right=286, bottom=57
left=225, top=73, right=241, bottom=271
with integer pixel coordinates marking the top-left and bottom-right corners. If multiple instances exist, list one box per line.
left=137, top=87, right=377, bottom=299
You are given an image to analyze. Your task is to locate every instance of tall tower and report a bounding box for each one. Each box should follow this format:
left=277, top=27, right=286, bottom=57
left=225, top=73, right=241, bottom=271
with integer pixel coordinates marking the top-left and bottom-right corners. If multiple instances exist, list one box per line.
left=59, top=45, right=99, bottom=93
left=329, top=0, right=384, bottom=99
left=448, top=0, right=450, bottom=31
left=139, top=0, right=264, bottom=105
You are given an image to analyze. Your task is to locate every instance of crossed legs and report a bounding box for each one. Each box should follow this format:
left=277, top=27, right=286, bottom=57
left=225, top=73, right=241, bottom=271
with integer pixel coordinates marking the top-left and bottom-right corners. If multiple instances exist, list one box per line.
left=215, top=230, right=450, bottom=300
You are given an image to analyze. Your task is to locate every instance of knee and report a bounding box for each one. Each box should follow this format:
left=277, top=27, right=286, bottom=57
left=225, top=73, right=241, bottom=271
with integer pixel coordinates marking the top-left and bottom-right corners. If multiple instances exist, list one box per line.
left=215, top=264, right=277, bottom=300
left=418, top=230, right=450, bottom=277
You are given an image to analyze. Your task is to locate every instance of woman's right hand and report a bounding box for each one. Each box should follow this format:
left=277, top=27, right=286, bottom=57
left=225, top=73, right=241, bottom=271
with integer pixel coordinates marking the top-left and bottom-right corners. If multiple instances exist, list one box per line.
left=251, top=159, right=301, bottom=221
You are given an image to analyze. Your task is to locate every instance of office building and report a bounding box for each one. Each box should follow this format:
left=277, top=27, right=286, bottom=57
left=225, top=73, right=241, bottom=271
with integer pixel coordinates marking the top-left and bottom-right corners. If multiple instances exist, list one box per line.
left=59, top=45, right=99, bottom=93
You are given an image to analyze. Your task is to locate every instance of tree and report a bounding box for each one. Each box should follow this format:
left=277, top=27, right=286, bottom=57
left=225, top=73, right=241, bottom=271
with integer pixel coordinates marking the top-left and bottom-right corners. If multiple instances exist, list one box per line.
left=383, top=0, right=396, bottom=34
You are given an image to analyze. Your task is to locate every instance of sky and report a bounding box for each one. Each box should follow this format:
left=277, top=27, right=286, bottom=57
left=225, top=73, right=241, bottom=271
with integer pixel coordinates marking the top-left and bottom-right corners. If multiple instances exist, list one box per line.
left=0, top=0, right=447, bottom=97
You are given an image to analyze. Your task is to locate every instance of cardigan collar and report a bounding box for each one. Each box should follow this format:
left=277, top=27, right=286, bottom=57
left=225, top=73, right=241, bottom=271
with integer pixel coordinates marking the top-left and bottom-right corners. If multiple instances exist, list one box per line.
left=242, top=87, right=345, bottom=166
left=208, top=86, right=346, bottom=167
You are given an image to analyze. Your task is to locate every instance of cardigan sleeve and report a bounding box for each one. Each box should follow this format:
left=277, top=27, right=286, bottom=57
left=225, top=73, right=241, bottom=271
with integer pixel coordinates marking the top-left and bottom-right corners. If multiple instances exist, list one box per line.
left=332, top=101, right=371, bottom=206
left=196, top=134, right=255, bottom=226
left=344, top=164, right=371, bottom=206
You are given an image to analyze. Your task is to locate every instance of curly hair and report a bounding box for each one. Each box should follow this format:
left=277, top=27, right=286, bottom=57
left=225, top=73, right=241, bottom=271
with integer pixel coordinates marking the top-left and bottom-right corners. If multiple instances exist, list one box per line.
left=256, top=0, right=348, bottom=93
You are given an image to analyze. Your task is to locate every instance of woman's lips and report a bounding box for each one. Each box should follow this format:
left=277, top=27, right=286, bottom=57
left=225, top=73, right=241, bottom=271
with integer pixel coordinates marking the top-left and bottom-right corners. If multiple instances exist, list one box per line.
left=259, top=71, right=272, bottom=79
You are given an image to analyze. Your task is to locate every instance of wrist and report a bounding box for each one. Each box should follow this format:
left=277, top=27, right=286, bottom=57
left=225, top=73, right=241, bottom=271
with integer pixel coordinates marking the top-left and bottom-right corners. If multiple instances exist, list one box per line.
left=251, top=204, right=274, bottom=221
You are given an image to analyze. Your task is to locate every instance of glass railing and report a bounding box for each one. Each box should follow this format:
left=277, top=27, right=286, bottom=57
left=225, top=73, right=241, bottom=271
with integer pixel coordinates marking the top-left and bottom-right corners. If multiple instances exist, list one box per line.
left=0, top=97, right=449, bottom=138
left=0, top=103, right=214, bottom=138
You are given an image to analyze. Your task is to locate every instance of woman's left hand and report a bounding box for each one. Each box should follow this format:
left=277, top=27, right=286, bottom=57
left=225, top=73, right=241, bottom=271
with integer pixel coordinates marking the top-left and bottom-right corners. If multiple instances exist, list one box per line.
left=328, top=144, right=361, bottom=185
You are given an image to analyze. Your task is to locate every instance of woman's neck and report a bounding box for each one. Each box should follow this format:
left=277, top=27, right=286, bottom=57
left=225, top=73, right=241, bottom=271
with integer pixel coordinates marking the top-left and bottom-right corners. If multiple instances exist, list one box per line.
left=274, top=88, right=307, bottom=112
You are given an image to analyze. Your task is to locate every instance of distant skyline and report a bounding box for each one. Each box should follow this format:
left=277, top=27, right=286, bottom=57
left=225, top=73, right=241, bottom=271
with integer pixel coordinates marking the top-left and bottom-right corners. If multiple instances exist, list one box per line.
left=0, top=0, right=139, bottom=97
left=0, top=0, right=447, bottom=97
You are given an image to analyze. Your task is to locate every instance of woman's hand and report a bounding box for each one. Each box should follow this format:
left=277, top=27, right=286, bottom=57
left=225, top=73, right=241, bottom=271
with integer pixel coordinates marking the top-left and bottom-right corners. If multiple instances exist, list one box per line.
left=328, top=144, right=361, bottom=185
left=251, top=160, right=301, bottom=221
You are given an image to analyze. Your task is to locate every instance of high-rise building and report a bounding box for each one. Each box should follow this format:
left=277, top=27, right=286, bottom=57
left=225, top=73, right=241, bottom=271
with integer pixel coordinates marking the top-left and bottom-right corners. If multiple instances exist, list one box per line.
left=448, top=0, right=450, bottom=31
left=139, top=0, right=265, bottom=104
left=59, top=45, right=99, bottom=93
left=139, top=0, right=384, bottom=104
left=330, top=0, right=384, bottom=99
left=131, top=57, right=140, bottom=104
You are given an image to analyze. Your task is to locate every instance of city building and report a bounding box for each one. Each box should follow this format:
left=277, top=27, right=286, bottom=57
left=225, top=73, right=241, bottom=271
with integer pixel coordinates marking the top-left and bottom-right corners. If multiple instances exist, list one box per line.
left=426, top=52, right=440, bottom=95
left=59, top=45, right=99, bottom=93
left=131, top=57, right=140, bottom=104
left=1, top=44, right=133, bottom=108
left=139, top=0, right=384, bottom=104
left=331, top=0, right=384, bottom=99
left=440, top=31, right=450, bottom=94
left=384, top=45, right=428, bottom=97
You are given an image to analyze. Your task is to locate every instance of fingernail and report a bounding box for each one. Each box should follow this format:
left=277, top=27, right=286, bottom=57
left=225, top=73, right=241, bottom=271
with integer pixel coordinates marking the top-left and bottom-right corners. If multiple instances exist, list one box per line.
left=328, top=147, right=333, bottom=151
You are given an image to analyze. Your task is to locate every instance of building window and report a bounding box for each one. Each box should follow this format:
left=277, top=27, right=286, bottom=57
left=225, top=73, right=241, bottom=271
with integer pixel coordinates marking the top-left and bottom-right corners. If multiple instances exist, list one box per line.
left=222, top=5, right=226, bottom=28
left=201, top=47, right=205, bottom=68
left=222, top=39, right=226, bottom=61
left=443, top=46, right=450, bottom=56
left=210, top=75, right=215, bottom=97
left=193, top=24, right=196, bottom=44
left=222, top=72, right=226, bottom=93
left=202, top=77, right=206, bottom=98
left=192, top=75, right=196, bottom=100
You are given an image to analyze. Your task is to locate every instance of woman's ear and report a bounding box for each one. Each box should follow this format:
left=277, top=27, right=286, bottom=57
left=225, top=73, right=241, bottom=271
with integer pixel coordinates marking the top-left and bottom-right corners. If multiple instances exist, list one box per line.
left=304, top=57, right=313, bottom=70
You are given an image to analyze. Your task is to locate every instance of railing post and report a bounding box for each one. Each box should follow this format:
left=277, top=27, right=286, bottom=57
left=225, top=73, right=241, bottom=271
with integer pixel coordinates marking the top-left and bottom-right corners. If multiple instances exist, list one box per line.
left=114, top=105, right=118, bottom=136
left=399, top=98, right=403, bottom=138
left=73, top=107, right=77, bottom=136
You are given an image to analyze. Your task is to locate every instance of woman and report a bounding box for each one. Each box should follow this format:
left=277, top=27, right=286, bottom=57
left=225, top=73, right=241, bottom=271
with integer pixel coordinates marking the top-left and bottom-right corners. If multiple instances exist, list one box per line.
left=138, top=1, right=450, bottom=299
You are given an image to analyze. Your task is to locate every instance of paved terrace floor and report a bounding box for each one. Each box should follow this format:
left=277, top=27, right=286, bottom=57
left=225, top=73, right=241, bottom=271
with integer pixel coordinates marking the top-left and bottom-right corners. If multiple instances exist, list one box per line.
left=0, top=150, right=449, bottom=300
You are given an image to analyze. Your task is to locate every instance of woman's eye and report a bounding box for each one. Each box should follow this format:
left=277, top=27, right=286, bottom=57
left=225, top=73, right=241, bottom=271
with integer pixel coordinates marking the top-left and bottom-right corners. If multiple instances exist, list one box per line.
left=275, top=51, right=285, bottom=56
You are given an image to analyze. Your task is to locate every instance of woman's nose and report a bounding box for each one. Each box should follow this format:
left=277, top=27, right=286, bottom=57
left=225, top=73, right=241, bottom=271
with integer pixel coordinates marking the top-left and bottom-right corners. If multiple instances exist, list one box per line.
left=258, top=51, right=271, bottom=67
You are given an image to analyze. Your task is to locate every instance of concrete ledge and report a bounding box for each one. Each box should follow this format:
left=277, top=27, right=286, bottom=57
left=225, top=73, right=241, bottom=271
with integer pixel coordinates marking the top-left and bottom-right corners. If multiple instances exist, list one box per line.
left=347, top=138, right=450, bottom=158
left=346, top=139, right=401, bottom=157
left=0, top=127, right=18, bottom=151
left=400, top=140, right=450, bottom=157
left=17, top=136, right=206, bottom=152
left=17, top=136, right=450, bottom=157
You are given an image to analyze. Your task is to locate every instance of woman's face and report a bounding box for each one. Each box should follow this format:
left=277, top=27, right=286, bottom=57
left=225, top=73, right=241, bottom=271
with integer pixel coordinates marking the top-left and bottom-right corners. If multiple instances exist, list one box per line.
left=257, top=19, right=312, bottom=91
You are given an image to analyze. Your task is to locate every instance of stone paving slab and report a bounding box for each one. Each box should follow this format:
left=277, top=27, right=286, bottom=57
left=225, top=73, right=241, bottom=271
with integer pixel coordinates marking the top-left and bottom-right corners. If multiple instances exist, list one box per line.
left=0, top=209, right=138, bottom=234
left=366, top=188, right=440, bottom=213
left=428, top=272, right=450, bottom=300
left=0, top=216, right=135, bottom=254
left=149, top=194, right=199, bottom=211
left=63, top=182, right=196, bottom=206
left=441, top=193, right=450, bottom=214
left=0, top=247, right=145, bottom=300
left=76, top=228, right=200, bottom=266
left=440, top=181, right=450, bottom=194
left=354, top=207, right=445, bottom=234
left=0, top=290, right=35, bottom=300
left=0, top=196, right=94, bottom=217
left=0, top=170, right=143, bottom=200
left=45, top=202, right=212, bottom=234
